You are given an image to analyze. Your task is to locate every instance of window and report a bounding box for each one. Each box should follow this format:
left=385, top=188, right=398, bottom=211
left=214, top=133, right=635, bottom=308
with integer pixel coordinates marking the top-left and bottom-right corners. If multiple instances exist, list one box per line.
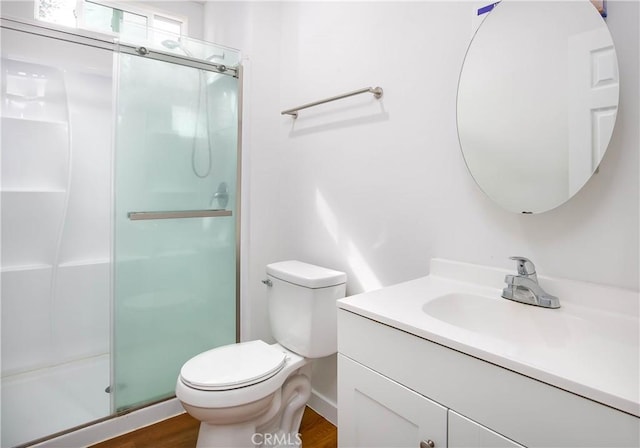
left=36, top=0, right=186, bottom=43
left=82, top=1, right=148, bottom=41
left=37, top=0, right=77, bottom=28
left=152, top=15, right=182, bottom=36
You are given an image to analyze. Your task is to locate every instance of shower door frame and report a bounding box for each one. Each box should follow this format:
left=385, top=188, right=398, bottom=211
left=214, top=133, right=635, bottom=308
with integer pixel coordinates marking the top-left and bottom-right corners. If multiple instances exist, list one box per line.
left=0, top=15, right=242, bottom=444
left=111, top=34, right=243, bottom=415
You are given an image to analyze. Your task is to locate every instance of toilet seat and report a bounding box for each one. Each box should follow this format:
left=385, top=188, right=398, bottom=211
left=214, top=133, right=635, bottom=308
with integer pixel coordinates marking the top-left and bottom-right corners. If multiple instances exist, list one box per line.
left=176, top=343, right=307, bottom=410
left=180, top=340, right=287, bottom=391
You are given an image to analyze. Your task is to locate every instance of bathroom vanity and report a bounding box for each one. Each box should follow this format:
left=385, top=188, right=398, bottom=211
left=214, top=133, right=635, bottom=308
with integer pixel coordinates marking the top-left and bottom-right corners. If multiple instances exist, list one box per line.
left=337, top=259, right=639, bottom=447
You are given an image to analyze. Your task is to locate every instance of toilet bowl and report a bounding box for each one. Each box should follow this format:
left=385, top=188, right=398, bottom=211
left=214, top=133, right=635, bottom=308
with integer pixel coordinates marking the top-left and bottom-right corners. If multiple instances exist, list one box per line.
left=176, top=261, right=346, bottom=448
left=176, top=341, right=309, bottom=447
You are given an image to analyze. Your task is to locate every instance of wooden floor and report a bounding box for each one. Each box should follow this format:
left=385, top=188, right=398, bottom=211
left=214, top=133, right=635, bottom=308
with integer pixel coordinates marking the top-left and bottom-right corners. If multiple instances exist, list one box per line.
left=91, top=406, right=337, bottom=448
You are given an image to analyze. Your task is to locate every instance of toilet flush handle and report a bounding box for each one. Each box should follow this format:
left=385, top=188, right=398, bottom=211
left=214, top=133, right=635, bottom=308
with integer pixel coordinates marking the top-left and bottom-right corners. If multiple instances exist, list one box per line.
left=262, top=279, right=273, bottom=287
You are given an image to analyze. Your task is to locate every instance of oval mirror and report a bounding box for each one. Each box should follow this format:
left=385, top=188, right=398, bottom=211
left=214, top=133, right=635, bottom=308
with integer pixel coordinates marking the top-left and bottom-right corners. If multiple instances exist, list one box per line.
left=457, top=0, right=619, bottom=214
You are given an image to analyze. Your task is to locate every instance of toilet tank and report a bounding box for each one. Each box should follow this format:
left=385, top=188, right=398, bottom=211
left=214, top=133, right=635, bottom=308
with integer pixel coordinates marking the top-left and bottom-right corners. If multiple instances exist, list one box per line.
left=266, top=261, right=346, bottom=358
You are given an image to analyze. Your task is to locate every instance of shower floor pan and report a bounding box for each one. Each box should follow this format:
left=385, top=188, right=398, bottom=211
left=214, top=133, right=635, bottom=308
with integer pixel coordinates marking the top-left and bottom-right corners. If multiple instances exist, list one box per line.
left=1, top=354, right=110, bottom=447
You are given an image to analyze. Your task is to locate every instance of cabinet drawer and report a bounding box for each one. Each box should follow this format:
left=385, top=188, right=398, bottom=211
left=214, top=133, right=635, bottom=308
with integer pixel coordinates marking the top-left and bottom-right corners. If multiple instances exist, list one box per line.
left=449, top=410, right=524, bottom=448
left=338, top=354, right=447, bottom=448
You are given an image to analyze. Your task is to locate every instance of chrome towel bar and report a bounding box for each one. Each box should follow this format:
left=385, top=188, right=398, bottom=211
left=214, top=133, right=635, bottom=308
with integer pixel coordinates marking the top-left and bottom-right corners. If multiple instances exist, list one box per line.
left=281, top=86, right=383, bottom=119
left=128, top=209, right=232, bottom=220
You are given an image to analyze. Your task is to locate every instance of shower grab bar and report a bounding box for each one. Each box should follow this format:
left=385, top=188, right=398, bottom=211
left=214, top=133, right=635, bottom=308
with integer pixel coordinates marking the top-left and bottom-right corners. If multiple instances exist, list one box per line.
left=128, top=209, right=232, bottom=220
left=281, top=86, right=383, bottom=119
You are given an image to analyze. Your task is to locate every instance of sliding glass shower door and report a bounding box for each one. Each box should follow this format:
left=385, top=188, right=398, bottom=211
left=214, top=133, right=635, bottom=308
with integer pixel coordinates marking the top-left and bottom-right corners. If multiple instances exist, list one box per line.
left=113, top=45, right=240, bottom=411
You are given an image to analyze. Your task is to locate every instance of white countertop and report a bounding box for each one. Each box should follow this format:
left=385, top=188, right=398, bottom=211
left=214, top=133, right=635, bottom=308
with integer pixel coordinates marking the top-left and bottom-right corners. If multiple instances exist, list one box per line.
left=337, top=259, right=640, bottom=417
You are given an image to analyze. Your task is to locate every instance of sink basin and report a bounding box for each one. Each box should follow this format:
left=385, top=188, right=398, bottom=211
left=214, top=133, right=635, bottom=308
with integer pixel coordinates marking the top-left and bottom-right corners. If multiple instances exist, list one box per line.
left=424, top=292, right=542, bottom=330
left=423, top=292, right=637, bottom=359
left=422, top=293, right=577, bottom=347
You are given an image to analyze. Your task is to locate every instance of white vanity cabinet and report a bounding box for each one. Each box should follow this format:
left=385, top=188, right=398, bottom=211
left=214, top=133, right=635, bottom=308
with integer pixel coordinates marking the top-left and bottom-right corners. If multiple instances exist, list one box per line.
left=337, top=309, right=640, bottom=448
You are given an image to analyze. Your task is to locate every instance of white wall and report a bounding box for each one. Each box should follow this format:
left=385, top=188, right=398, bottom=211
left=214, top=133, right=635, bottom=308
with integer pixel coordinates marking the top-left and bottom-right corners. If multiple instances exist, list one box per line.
left=204, top=0, right=639, bottom=416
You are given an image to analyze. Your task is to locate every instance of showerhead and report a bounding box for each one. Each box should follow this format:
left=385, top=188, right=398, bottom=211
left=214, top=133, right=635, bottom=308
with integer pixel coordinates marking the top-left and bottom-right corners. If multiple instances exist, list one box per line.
left=205, top=52, right=225, bottom=62
left=161, top=39, right=193, bottom=57
left=161, top=39, right=181, bottom=50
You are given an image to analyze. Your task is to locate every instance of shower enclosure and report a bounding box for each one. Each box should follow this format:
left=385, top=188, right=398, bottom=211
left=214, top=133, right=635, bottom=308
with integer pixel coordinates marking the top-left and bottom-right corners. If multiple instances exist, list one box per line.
left=1, top=18, right=240, bottom=447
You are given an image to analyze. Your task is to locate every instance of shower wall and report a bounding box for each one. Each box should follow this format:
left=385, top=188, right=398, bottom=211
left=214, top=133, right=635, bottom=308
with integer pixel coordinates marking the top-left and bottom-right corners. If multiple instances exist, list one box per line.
left=1, top=28, right=113, bottom=446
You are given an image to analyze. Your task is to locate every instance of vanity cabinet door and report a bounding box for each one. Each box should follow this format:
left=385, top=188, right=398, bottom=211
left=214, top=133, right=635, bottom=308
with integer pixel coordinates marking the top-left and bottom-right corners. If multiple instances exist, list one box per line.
left=338, top=354, right=447, bottom=448
left=448, top=410, right=525, bottom=448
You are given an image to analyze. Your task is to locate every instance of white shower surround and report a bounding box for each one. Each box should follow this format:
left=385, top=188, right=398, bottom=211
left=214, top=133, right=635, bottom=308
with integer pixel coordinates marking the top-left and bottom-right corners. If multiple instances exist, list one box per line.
left=1, top=355, right=110, bottom=447
left=1, top=27, right=113, bottom=447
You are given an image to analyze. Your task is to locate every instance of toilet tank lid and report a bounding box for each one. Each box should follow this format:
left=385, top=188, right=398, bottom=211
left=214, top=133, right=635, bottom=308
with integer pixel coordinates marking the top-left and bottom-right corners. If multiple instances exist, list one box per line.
left=267, top=260, right=346, bottom=289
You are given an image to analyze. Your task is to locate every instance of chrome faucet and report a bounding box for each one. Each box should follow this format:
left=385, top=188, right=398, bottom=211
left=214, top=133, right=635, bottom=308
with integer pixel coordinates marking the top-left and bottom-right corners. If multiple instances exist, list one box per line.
left=502, top=256, right=560, bottom=309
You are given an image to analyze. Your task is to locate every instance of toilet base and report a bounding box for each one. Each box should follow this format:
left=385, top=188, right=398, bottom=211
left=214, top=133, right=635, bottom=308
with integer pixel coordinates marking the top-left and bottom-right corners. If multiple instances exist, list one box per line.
left=197, top=421, right=257, bottom=447
left=190, top=365, right=312, bottom=448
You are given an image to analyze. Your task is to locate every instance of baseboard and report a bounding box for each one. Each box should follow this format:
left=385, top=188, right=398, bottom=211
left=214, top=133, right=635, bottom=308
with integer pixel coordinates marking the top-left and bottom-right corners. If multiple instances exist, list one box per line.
left=307, top=389, right=337, bottom=426
left=32, top=398, right=185, bottom=447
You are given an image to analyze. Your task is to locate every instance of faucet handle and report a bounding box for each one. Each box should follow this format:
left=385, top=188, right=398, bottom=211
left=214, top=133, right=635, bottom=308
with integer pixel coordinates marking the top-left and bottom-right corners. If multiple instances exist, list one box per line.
left=509, top=256, right=536, bottom=276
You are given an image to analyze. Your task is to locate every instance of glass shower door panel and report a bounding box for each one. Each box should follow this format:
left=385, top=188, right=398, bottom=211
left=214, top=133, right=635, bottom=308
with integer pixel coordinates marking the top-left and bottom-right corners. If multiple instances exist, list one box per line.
left=114, top=53, right=238, bottom=411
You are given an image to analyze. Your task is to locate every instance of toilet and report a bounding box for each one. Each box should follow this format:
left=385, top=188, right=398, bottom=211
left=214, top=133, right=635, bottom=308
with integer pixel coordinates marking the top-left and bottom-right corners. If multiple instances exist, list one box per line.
left=175, top=260, right=346, bottom=447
